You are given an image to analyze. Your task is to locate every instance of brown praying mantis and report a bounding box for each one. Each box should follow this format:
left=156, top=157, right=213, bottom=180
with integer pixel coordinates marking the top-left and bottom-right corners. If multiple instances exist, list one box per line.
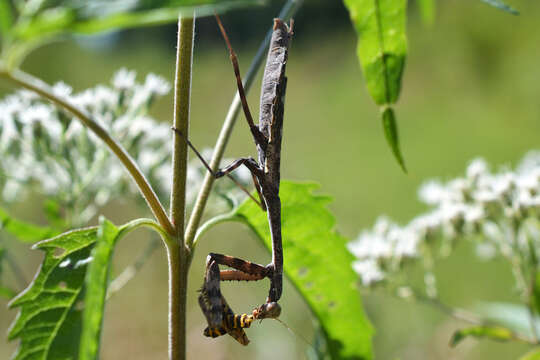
left=174, top=15, right=292, bottom=344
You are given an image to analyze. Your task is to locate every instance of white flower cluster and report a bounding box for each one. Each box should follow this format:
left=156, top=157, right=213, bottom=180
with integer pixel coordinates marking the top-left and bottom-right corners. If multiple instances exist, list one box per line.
left=0, top=68, right=250, bottom=224
left=349, top=153, right=540, bottom=287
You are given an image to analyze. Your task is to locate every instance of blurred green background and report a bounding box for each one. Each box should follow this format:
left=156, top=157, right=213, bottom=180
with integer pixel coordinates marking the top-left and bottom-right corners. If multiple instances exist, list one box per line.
left=1, top=0, right=539, bottom=358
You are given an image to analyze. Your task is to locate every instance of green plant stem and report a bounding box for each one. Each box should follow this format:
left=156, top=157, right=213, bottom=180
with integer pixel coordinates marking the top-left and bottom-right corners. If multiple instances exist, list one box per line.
left=527, top=267, right=540, bottom=343
left=0, top=69, right=174, bottom=235
left=406, top=288, right=537, bottom=344
left=168, top=14, right=194, bottom=360
left=184, top=0, right=302, bottom=249
left=106, top=237, right=160, bottom=300
left=166, top=241, right=187, bottom=360
left=507, top=221, right=539, bottom=343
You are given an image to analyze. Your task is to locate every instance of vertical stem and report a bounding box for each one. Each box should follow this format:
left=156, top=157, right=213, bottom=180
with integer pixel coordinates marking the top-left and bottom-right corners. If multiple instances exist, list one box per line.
left=168, top=14, right=195, bottom=360
left=167, top=241, right=188, bottom=360
left=170, top=16, right=195, bottom=228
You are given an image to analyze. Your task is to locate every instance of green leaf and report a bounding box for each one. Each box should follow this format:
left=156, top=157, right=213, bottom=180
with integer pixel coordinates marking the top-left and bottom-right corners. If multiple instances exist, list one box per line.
left=8, top=227, right=99, bottom=360
left=13, top=0, right=263, bottom=40
left=520, top=348, right=540, bottom=360
left=0, top=0, right=14, bottom=35
left=79, top=218, right=121, bottom=360
left=0, top=207, right=57, bottom=243
left=0, top=245, right=16, bottom=299
left=381, top=107, right=406, bottom=172
left=450, top=325, right=515, bottom=347
left=343, top=0, right=408, bottom=171
left=343, top=0, right=407, bottom=106
left=532, top=272, right=540, bottom=315
left=7, top=218, right=159, bottom=360
left=416, top=0, right=434, bottom=25
left=480, top=0, right=519, bottom=15
left=234, top=181, right=373, bottom=360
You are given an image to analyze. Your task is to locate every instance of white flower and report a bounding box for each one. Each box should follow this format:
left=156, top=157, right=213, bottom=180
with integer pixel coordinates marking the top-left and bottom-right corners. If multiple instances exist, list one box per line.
left=130, top=87, right=152, bottom=110
left=348, top=231, right=392, bottom=259
left=492, top=173, right=515, bottom=199
left=352, top=259, right=385, bottom=286
left=393, top=227, right=420, bottom=258
left=517, top=169, right=540, bottom=193
left=0, top=111, right=18, bottom=149
left=72, top=88, right=95, bottom=110
left=448, top=178, right=469, bottom=200
left=467, top=158, right=488, bottom=179
left=473, top=189, right=498, bottom=204
left=19, top=90, right=39, bottom=102
left=351, top=152, right=540, bottom=288
left=418, top=181, right=448, bottom=205
left=373, top=216, right=393, bottom=234
left=92, top=85, right=118, bottom=112
left=0, top=69, right=175, bottom=214
left=139, top=150, right=163, bottom=171
left=439, top=203, right=467, bottom=225
left=144, top=73, right=170, bottom=95
left=128, top=116, right=156, bottom=137
left=112, top=68, right=136, bottom=90
left=482, top=222, right=502, bottom=241
left=518, top=151, right=540, bottom=174
left=410, top=212, right=442, bottom=238
left=464, top=205, right=484, bottom=224
left=52, top=82, right=73, bottom=99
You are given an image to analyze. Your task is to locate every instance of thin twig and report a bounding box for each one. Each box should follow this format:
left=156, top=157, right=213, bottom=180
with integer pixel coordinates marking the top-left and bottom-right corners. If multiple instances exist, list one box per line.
left=106, top=238, right=160, bottom=300
left=405, top=288, right=538, bottom=344
left=413, top=291, right=484, bottom=325
left=0, top=69, right=174, bottom=235
left=184, top=0, right=303, bottom=249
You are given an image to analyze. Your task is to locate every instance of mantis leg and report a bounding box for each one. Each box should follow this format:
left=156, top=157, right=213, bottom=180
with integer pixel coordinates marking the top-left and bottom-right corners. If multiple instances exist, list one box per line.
left=171, top=126, right=266, bottom=209
left=208, top=252, right=270, bottom=281
left=214, top=14, right=267, bottom=146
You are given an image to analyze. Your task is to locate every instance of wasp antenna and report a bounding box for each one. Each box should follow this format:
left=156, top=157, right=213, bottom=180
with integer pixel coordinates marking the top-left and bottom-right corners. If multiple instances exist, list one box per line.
left=274, top=318, right=316, bottom=352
